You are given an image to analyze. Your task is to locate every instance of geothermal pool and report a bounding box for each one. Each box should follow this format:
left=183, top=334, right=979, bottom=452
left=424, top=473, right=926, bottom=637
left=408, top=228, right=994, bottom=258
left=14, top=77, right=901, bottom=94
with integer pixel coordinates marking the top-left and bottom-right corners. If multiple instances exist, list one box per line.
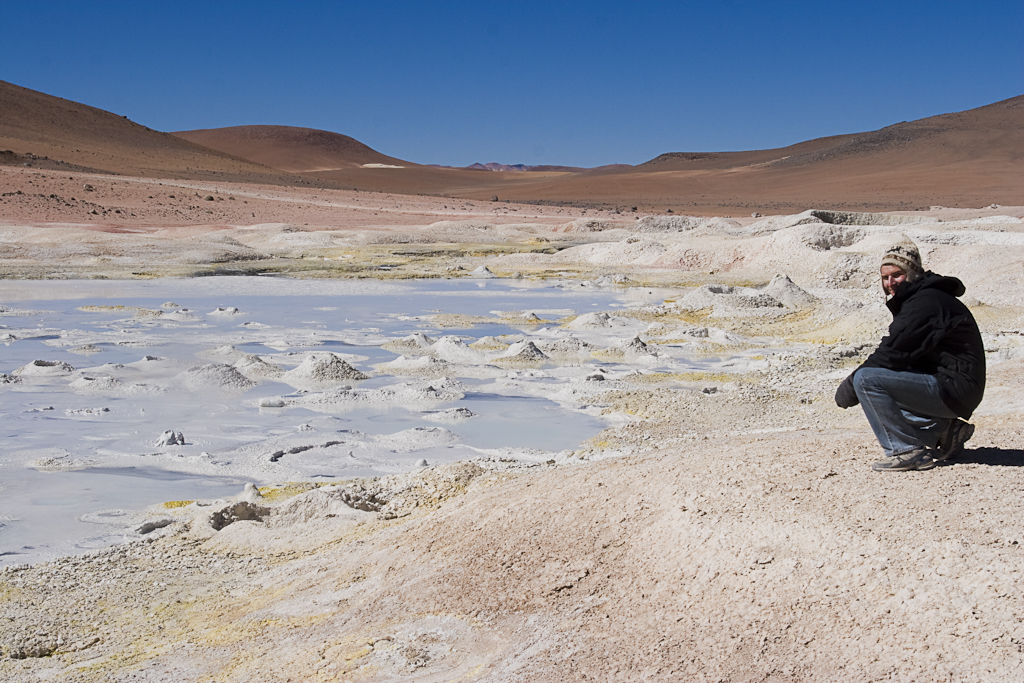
left=4, top=276, right=731, bottom=565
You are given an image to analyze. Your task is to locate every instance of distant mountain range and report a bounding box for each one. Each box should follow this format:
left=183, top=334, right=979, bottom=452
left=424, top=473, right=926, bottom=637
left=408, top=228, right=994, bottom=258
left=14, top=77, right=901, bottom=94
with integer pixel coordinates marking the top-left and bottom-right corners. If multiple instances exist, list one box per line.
left=1, top=78, right=1021, bottom=211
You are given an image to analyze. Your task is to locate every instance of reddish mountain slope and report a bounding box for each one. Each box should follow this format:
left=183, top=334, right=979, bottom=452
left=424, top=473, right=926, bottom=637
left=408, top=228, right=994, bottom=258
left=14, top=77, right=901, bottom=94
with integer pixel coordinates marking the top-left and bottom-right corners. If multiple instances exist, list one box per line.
left=172, top=126, right=410, bottom=173
left=2, top=77, right=1020, bottom=212
left=0, top=80, right=300, bottom=183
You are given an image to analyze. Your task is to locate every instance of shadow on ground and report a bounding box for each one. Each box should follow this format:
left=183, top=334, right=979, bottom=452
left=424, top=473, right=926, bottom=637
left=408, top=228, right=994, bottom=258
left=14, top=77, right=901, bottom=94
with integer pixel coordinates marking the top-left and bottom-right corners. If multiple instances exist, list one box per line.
left=951, top=447, right=1024, bottom=467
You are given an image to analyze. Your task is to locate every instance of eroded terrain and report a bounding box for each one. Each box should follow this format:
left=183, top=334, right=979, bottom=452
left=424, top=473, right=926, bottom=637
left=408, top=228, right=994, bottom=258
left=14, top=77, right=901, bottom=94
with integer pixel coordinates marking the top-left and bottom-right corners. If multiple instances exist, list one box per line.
left=3, top=167, right=1024, bottom=681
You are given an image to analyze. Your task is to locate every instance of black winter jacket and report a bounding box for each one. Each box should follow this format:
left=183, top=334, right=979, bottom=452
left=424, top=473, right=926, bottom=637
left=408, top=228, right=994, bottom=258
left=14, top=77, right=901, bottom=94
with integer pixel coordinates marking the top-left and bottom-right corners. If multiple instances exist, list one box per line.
left=859, top=271, right=986, bottom=418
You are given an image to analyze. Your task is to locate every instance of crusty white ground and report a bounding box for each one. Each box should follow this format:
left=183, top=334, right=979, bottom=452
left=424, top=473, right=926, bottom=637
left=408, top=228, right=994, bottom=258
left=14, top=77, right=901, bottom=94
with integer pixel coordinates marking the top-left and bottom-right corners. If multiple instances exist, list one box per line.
left=3, top=185, right=1024, bottom=682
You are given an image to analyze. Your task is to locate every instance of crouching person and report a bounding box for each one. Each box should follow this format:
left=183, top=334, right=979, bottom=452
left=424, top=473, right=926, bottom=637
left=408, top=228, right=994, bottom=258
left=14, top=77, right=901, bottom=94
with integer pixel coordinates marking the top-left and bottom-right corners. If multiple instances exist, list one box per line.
left=835, top=237, right=985, bottom=471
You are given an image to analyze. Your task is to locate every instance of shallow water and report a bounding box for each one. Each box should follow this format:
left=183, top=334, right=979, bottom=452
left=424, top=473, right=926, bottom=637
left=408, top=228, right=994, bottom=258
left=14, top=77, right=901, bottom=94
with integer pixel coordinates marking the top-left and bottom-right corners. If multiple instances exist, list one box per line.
left=1, top=277, right=683, bottom=565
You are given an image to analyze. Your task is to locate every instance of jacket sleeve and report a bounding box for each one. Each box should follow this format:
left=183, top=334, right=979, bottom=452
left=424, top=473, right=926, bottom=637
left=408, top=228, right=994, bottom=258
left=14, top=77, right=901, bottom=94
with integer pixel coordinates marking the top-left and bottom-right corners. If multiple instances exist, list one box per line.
left=862, top=290, right=969, bottom=371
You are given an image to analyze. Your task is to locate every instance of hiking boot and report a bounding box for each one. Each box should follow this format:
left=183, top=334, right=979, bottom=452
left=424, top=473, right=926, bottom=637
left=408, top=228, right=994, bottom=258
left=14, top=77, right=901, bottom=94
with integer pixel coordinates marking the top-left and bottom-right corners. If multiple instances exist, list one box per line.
left=871, top=448, right=936, bottom=472
left=935, top=419, right=975, bottom=462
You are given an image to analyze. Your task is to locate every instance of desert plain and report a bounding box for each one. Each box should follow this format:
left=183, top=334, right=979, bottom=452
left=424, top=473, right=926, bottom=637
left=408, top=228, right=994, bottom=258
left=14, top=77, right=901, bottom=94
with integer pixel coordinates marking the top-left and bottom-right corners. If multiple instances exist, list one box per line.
left=2, top=81, right=1024, bottom=682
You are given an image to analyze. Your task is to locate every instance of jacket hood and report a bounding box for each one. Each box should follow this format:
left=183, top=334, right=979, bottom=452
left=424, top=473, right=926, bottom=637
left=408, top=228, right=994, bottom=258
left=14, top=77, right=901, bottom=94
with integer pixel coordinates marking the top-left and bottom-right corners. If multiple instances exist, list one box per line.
left=887, top=271, right=966, bottom=312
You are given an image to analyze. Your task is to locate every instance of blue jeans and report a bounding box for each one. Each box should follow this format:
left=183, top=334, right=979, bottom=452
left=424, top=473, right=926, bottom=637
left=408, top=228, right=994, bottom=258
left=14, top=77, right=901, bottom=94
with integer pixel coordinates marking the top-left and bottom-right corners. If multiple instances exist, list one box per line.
left=853, top=367, right=958, bottom=457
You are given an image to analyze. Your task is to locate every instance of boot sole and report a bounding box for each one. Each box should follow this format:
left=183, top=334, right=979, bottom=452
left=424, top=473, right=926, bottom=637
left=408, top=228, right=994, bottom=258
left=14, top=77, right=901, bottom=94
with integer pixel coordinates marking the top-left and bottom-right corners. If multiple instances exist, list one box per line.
left=935, top=422, right=975, bottom=462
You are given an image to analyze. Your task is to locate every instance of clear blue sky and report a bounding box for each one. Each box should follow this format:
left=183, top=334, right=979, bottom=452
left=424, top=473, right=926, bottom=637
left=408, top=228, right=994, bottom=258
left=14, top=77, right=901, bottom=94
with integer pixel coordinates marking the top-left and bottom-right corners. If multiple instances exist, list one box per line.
left=4, top=1, right=1022, bottom=167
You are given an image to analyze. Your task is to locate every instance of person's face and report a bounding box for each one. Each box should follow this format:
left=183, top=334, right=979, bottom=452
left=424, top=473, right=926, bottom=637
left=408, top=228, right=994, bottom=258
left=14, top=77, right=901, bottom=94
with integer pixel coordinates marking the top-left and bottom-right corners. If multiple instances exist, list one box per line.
left=881, top=265, right=907, bottom=296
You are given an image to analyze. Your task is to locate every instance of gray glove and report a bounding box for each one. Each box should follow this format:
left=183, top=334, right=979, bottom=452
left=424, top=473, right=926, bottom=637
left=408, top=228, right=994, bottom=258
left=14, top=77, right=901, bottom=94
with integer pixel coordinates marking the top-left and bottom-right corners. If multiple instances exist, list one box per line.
left=835, top=373, right=859, bottom=408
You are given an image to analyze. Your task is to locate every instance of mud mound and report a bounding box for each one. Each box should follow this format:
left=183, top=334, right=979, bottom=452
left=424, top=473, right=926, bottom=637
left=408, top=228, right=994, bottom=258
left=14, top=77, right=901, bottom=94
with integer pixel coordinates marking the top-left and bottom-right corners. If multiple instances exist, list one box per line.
left=208, top=306, right=242, bottom=316
left=565, top=311, right=631, bottom=329
left=494, top=340, right=549, bottom=366
left=556, top=218, right=617, bottom=233
left=382, top=333, right=437, bottom=354
left=420, top=407, right=476, bottom=423
left=800, top=224, right=866, bottom=251
left=469, top=336, right=509, bottom=351
left=176, top=364, right=257, bottom=394
left=68, top=375, right=123, bottom=393
left=287, top=378, right=467, bottom=410
left=14, top=360, right=75, bottom=376
left=197, top=344, right=244, bottom=361
left=375, top=355, right=454, bottom=377
left=621, top=335, right=652, bottom=355
left=747, top=209, right=930, bottom=235
left=763, top=274, right=817, bottom=309
left=810, top=209, right=930, bottom=227
left=68, top=344, right=103, bottom=355
left=496, top=311, right=546, bottom=325
left=539, top=337, right=596, bottom=359
left=281, top=353, right=369, bottom=385
left=269, top=487, right=369, bottom=528
left=430, top=336, right=484, bottom=364
left=636, top=215, right=741, bottom=233
left=681, top=285, right=784, bottom=312
left=233, top=354, right=285, bottom=380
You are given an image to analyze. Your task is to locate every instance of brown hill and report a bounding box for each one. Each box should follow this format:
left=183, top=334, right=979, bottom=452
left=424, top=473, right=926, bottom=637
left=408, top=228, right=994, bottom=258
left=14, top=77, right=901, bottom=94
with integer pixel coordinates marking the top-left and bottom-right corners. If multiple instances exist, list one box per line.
left=0, top=80, right=312, bottom=184
left=640, top=95, right=1024, bottom=171
left=456, top=94, right=1024, bottom=212
left=230, top=96, right=1024, bottom=212
left=2, top=77, right=1020, bottom=212
left=172, top=125, right=410, bottom=173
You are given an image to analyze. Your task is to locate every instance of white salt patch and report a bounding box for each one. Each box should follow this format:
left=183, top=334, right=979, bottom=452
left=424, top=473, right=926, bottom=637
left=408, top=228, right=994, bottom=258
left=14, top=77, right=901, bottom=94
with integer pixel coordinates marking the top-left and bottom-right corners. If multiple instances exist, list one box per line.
left=209, top=306, right=242, bottom=316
